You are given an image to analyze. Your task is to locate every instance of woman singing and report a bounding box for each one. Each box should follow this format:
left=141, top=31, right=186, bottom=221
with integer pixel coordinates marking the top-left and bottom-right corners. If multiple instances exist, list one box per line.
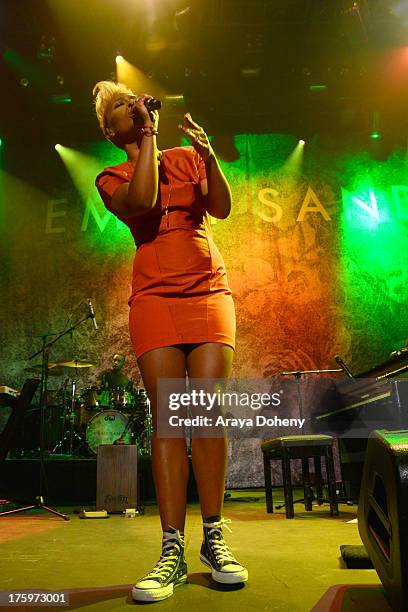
left=93, top=81, right=247, bottom=602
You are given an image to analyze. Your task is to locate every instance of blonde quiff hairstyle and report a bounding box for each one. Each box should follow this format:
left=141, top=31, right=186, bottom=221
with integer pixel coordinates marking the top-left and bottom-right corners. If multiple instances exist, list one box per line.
left=93, top=80, right=134, bottom=138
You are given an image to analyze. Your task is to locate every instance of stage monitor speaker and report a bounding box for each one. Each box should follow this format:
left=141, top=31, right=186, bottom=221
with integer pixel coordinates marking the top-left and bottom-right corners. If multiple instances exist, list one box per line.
left=96, top=444, right=138, bottom=513
left=358, top=429, right=408, bottom=612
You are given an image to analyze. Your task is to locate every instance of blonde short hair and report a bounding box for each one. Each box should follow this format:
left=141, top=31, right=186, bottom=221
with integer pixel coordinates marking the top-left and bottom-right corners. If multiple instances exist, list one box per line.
left=92, top=80, right=134, bottom=136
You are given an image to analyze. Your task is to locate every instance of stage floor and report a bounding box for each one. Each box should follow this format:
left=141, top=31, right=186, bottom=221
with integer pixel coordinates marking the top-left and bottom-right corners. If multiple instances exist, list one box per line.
left=0, top=490, right=392, bottom=611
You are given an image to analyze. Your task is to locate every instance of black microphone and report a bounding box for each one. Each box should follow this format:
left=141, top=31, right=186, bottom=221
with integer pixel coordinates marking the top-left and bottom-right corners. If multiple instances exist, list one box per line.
left=334, top=354, right=354, bottom=378
left=145, top=98, right=162, bottom=111
left=87, top=299, right=98, bottom=331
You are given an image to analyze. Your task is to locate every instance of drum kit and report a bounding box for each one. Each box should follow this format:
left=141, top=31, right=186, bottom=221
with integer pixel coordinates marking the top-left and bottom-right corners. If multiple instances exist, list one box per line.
left=23, top=358, right=152, bottom=457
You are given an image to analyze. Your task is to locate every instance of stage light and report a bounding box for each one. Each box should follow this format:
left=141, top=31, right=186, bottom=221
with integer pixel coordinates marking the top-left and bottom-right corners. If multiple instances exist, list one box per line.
left=309, top=84, right=327, bottom=91
left=370, top=112, right=381, bottom=141
left=55, top=144, right=117, bottom=205
left=0, top=138, right=2, bottom=147
left=165, top=94, right=185, bottom=107
left=116, top=57, right=166, bottom=100
left=280, top=138, right=305, bottom=177
left=116, top=54, right=124, bottom=63
left=51, top=94, right=72, bottom=105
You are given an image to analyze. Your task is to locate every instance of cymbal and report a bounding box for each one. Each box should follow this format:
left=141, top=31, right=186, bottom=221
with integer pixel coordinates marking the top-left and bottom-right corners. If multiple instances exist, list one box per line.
left=24, top=364, right=62, bottom=376
left=54, top=359, right=94, bottom=368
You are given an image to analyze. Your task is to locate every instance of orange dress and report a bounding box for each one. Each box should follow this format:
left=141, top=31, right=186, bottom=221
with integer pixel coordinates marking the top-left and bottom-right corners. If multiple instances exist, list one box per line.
left=95, top=146, right=235, bottom=359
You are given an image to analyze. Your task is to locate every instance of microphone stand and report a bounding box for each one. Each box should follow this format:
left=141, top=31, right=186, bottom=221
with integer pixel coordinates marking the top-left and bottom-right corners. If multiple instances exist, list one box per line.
left=0, top=311, right=96, bottom=520
left=274, top=368, right=342, bottom=512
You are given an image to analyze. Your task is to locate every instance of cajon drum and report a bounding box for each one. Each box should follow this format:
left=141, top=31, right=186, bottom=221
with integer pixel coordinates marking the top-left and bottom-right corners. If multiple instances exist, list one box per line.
left=96, top=444, right=138, bottom=512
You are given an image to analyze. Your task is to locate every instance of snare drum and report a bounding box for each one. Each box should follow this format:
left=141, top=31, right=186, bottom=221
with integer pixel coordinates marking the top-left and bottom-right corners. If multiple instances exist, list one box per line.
left=86, top=410, right=132, bottom=454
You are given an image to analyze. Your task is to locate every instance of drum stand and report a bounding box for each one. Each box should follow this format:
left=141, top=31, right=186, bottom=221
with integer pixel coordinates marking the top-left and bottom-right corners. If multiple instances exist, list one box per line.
left=138, top=398, right=153, bottom=456
left=51, top=378, right=84, bottom=456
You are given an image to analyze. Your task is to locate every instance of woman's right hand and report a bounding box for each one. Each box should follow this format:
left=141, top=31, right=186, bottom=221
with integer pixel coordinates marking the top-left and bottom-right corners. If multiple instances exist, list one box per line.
left=129, top=94, right=159, bottom=129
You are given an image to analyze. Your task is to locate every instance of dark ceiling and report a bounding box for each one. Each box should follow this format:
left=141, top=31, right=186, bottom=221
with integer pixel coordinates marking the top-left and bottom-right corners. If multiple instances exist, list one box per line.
left=1, top=0, right=407, bottom=147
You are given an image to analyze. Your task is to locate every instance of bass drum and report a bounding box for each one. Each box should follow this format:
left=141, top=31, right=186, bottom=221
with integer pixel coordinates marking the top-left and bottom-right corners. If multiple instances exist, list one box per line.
left=86, top=410, right=131, bottom=454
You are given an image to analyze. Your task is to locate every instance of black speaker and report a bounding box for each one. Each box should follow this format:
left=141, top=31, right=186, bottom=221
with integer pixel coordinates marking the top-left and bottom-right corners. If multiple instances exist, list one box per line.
left=358, top=429, right=408, bottom=612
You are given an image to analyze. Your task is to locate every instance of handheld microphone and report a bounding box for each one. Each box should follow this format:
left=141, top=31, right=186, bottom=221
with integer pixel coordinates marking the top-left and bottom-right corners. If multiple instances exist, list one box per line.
left=145, top=98, right=162, bottom=111
left=334, top=354, right=354, bottom=378
left=87, top=299, right=98, bottom=331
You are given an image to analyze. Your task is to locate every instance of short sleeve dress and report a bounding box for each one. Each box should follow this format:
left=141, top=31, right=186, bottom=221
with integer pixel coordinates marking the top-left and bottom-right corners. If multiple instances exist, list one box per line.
left=95, top=146, right=235, bottom=360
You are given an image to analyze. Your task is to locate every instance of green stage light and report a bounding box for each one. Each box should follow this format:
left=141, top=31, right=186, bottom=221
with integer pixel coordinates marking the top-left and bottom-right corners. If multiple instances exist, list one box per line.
left=298, top=139, right=305, bottom=145
left=340, top=152, right=408, bottom=349
left=55, top=143, right=61, bottom=150
left=57, top=142, right=134, bottom=253
left=52, top=94, right=72, bottom=105
left=0, top=138, right=2, bottom=147
left=370, top=111, right=381, bottom=141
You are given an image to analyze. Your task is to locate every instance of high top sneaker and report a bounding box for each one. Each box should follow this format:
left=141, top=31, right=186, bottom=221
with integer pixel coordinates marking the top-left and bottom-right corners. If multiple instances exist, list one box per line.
left=200, top=516, right=248, bottom=584
left=132, top=528, right=187, bottom=602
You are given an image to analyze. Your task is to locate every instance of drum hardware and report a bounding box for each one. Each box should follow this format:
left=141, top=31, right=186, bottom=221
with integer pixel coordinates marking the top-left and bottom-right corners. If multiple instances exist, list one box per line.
left=51, top=379, right=86, bottom=456
left=49, top=360, right=95, bottom=456
left=137, top=393, right=152, bottom=457
left=116, top=409, right=144, bottom=444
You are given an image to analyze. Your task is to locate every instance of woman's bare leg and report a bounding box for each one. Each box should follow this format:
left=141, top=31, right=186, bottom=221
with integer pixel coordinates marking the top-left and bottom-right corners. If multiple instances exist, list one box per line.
left=138, top=346, right=189, bottom=532
left=186, top=343, right=234, bottom=519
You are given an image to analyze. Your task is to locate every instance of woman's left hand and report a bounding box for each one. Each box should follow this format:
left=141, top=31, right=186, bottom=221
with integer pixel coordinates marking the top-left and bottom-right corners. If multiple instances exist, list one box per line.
left=178, top=113, right=214, bottom=162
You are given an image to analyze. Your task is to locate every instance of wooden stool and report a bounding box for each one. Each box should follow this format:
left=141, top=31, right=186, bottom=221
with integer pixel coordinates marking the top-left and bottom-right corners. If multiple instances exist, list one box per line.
left=261, top=435, right=339, bottom=519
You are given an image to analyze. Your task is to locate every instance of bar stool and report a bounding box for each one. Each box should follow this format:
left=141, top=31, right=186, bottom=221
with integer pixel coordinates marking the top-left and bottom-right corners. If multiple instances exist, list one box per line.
left=261, top=435, right=339, bottom=519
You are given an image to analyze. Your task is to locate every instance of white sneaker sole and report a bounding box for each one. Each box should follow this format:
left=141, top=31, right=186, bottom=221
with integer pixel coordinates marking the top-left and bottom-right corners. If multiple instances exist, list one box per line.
left=132, top=574, right=187, bottom=602
left=200, top=554, right=248, bottom=584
